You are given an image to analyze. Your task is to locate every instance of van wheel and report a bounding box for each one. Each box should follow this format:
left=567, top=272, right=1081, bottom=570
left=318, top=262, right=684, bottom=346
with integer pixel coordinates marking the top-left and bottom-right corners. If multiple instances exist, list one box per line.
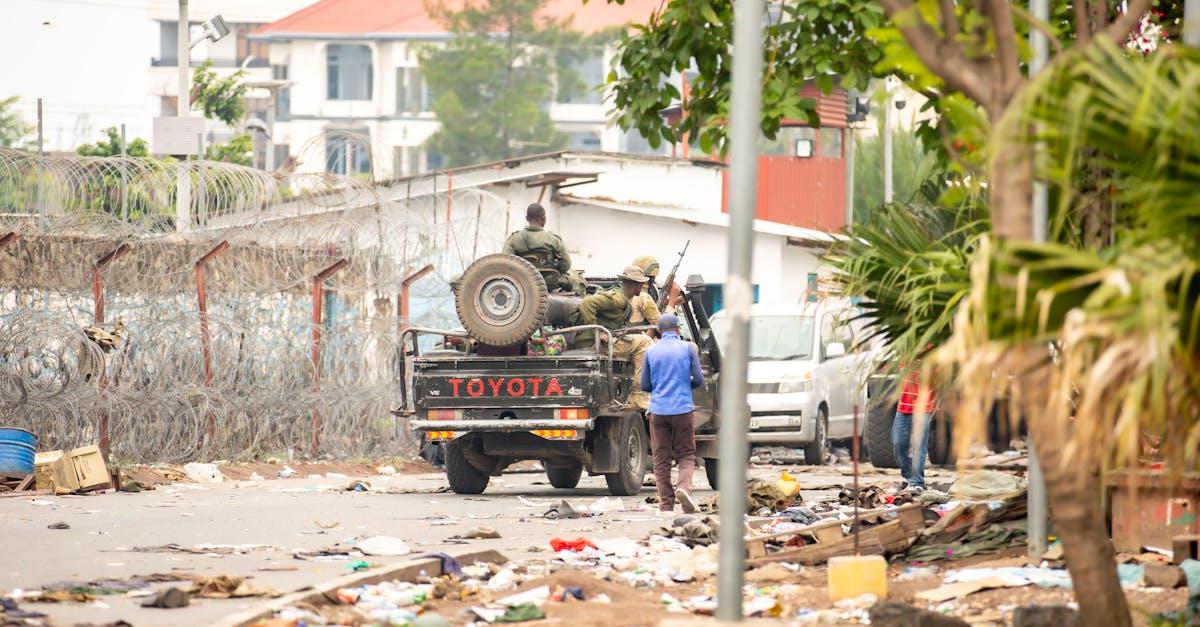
left=604, top=416, right=647, bottom=496
left=546, top=464, right=583, bottom=489
left=445, top=441, right=490, bottom=494
left=867, top=402, right=900, bottom=468
left=803, top=410, right=828, bottom=465
left=704, top=458, right=718, bottom=491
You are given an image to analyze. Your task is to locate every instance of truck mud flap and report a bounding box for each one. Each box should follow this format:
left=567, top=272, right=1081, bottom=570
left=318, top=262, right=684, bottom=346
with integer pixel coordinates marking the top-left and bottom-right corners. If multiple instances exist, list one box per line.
left=589, top=415, right=625, bottom=474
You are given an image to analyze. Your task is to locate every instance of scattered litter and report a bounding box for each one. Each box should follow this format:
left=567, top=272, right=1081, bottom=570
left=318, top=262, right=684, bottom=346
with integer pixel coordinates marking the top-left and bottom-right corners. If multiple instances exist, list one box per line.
left=30, top=499, right=54, bottom=506
left=47, top=521, right=70, bottom=530
left=550, top=585, right=585, bottom=601
left=496, top=601, right=546, bottom=623
left=744, top=562, right=796, bottom=583
left=498, top=586, right=550, bottom=607
left=314, top=519, right=341, bottom=530
left=140, top=587, right=189, bottom=608
left=450, top=526, right=501, bottom=540
left=346, top=480, right=371, bottom=492
left=182, top=462, right=225, bottom=483
left=348, top=560, right=372, bottom=572
left=549, top=537, right=596, bottom=552
left=356, top=536, right=412, bottom=557
left=948, top=470, right=1025, bottom=501
left=487, top=568, right=517, bottom=591
left=326, top=472, right=349, bottom=479
left=543, top=500, right=584, bottom=519
left=277, top=465, right=297, bottom=478
left=248, top=472, right=265, bottom=481
left=190, top=574, right=280, bottom=599
left=376, top=465, right=397, bottom=476
left=131, top=543, right=279, bottom=556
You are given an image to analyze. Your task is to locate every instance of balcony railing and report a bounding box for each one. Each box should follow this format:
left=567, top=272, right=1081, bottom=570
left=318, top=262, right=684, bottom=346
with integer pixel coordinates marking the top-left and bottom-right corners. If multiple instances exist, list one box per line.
left=151, top=57, right=269, bottom=68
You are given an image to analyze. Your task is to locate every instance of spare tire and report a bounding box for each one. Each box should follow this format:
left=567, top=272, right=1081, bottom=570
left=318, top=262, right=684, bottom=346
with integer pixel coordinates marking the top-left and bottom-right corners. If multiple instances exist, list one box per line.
left=455, top=254, right=548, bottom=346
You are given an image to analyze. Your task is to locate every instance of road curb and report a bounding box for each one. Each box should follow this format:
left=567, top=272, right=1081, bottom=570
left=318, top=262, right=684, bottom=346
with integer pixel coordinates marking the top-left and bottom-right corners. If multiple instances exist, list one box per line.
left=214, top=549, right=508, bottom=627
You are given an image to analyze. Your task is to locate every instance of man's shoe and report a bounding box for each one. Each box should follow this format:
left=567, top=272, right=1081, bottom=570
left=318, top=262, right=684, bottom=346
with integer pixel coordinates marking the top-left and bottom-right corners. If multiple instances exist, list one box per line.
left=676, top=489, right=698, bottom=514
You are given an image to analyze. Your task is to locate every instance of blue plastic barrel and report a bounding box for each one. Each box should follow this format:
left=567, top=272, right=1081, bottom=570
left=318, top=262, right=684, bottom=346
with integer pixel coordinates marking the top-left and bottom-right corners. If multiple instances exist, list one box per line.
left=0, top=428, right=37, bottom=477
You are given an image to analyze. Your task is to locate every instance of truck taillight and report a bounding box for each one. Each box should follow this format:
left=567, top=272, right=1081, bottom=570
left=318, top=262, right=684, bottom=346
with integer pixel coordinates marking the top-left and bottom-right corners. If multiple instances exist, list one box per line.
left=427, top=409, right=462, bottom=421
left=555, top=408, right=589, bottom=420
left=427, top=431, right=460, bottom=441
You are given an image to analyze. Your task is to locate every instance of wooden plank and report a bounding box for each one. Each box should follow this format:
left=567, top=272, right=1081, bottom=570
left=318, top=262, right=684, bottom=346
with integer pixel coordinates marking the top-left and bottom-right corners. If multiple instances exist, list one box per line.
left=0, top=488, right=52, bottom=499
left=14, top=475, right=33, bottom=491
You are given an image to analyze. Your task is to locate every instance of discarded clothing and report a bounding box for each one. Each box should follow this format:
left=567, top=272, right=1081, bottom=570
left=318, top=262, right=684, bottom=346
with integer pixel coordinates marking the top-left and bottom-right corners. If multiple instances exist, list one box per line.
left=907, top=521, right=1027, bottom=562
left=419, top=553, right=464, bottom=577
left=748, top=480, right=792, bottom=513
left=496, top=602, right=546, bottom=623
left=190, top=575, right=279, bottom=599
left=839, top=485, right=886, bottom=509
left=549, top=537, right=596, bottom=552
left=949, top=470, right=1026, bottom=501
left=543, top=500, right=584, bottom=519
left=141, top=587, right=189, bottom=609
left=1, top=597, right=46, bottom=619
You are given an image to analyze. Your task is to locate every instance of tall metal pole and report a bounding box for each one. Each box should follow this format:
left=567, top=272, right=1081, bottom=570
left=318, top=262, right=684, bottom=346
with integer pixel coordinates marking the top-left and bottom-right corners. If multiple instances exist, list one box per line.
left=882, top=82, right=894, bottom=205
left=716, top=0, right=764, bottom=618
left=176, top=0, right=192, bottom=231
left=844, top=126, right=855, bottom=227
left=265, top=89, right=277, bottom=171
left=1185, top=0, right=1200, bottom=45
left=119, top=124, right=128, bottom=220
left=1027, top=0, right=1050, bottom=559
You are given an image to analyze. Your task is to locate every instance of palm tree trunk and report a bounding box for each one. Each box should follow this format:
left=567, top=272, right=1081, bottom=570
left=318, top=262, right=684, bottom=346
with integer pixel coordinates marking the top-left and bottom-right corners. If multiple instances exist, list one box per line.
left=988, top=137, right=1035, bottom=239
left=1025, top=404, right=1132, bottom=626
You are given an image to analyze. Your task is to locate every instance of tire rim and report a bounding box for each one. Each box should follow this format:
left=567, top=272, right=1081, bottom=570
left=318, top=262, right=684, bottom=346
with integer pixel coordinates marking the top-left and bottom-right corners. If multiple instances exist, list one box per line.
left=476, top=275, right=523, bottom=323
left=627, top=430, right=640, bottom=471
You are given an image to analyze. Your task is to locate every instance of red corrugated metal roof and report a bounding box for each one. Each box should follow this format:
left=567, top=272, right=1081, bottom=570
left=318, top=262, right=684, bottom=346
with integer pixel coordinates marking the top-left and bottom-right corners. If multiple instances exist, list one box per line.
left=255, top=0, right=660, bottom=36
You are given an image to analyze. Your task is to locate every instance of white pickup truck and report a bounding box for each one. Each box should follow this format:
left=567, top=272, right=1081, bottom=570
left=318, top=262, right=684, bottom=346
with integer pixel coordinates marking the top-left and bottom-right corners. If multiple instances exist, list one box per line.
left=710, top=301, right=873, bottom=464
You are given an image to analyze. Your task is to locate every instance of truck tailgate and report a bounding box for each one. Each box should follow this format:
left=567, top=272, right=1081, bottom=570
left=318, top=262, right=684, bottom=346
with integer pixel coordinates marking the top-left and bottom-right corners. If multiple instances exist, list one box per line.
left=413, top=356, right=602, bottom=409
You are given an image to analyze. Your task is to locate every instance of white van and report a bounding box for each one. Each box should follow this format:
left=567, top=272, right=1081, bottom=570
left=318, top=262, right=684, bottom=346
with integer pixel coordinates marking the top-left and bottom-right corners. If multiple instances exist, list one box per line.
left=709, top=300, right=872, bottom=464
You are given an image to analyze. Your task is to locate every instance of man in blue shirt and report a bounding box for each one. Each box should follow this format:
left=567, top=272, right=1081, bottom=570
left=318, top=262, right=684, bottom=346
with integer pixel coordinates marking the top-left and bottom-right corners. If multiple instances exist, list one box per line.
left=640, top=314, right=705, bottom=513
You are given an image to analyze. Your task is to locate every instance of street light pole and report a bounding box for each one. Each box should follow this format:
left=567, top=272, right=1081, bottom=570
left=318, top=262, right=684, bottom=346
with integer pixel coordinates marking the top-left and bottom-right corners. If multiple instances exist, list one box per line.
left=1026, top=0, right=1050, bottom=559
left=176, top=0, right=192, bottom=231
left=715, top=0, right=764, bottom=619
left=882, top=80, right=894, bottom=205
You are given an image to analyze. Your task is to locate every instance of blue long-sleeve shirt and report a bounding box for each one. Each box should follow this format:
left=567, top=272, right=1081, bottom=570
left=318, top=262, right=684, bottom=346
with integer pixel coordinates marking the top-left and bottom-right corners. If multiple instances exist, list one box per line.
left=640, top=332, right=704, bottom=415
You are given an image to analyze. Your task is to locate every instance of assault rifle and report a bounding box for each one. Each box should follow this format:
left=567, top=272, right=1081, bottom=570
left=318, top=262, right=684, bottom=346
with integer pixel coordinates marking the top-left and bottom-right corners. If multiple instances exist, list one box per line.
left=656, top=240, right=690, bottom=311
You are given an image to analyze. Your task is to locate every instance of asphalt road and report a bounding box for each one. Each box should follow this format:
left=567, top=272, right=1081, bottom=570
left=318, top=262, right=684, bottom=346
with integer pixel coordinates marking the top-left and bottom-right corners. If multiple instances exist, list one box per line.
left=0, top=464, right=910, bottom=626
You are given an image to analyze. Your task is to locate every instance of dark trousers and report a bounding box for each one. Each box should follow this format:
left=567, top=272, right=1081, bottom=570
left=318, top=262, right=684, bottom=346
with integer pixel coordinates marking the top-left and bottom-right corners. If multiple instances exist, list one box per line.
left=649, top=412, right=696, bottom=510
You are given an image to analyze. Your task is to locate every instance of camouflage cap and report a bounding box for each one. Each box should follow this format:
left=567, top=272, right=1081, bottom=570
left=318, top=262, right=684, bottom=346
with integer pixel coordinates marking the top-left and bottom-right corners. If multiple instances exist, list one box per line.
left=619, top=265, right=650, bottom=283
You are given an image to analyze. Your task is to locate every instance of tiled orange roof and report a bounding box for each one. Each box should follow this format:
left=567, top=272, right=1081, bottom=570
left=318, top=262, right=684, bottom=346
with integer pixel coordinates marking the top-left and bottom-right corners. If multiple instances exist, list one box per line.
left=255, top=0, right=660, bottom=37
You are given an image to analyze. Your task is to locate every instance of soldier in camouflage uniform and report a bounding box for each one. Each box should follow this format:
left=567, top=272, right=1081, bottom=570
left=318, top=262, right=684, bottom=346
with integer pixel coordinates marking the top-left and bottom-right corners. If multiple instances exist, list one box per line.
left=570, top=265, right=655, bottom=409
left=629, top=256, right=663, bottom=327
left=502, top=203, right=586, bottom=295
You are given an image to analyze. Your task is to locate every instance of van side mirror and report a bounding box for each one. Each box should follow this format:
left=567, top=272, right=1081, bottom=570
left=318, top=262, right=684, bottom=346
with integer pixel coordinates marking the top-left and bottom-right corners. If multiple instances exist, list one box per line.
left=825, top=342, right=846, bottom=359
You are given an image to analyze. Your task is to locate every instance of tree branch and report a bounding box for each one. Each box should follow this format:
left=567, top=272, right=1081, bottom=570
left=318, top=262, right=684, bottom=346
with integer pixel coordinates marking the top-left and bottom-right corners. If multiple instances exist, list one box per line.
left=986, top=0, right=1021, bottom=93
left=1074, top=0, right=1093, bottom=45
left=878, top=0, right=993, bottom=106
left=939, top=0, right=960, bottom=39
left=1010, top=4, right=1065, bottom=55
left=1098, top=0, right=1150, bottom=44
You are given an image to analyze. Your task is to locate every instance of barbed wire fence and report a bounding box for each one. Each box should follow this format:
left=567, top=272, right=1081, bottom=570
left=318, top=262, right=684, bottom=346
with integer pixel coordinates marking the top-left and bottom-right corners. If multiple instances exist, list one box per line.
left=0, top=141, right=513, bottom=463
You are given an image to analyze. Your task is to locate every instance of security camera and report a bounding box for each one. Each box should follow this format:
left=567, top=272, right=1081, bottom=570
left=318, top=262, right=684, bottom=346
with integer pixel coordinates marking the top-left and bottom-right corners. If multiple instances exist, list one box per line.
left=894, top=100, right=907, bottom=110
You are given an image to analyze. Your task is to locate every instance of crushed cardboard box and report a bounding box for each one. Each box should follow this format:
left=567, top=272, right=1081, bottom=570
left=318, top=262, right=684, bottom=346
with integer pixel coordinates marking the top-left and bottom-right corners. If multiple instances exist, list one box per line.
left=35, top=446, right=110, bottom=493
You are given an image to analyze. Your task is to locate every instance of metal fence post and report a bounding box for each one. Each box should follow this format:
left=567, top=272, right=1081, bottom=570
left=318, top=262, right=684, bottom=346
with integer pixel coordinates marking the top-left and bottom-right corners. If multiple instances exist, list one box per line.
left=310, top=259, right=349, bottom=457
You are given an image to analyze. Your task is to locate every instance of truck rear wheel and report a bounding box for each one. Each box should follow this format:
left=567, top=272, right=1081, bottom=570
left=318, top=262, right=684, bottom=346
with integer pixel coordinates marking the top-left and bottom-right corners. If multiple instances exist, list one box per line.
left=445, top=441, right=490, bottom=494
left=604, top=417, right=647, bottom=496
left=704, top=458, right=718, bottom=491
left=546, top=464, right=582, bottom=489
left=867, top=402, right=900, bottom=468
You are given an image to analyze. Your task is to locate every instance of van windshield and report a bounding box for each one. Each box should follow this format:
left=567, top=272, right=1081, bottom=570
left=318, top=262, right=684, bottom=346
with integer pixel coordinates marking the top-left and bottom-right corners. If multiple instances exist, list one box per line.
left=711, top=315, right=815, bottom=361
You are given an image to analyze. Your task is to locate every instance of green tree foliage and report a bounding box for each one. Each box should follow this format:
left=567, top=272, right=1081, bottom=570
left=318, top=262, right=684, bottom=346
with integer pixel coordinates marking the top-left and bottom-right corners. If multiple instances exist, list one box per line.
left=192, top=61, right=248, bottom=127
left=852, top=128, right=945, bottom=223
left=0, top=96, right=33, bottom=148
left=204, top=133, right=253, bottom=166
left=76, top=127, right=150, bottom=157
left=605, top=0, right=885, bottom=155
left=419, top=0, right=599, bottom=166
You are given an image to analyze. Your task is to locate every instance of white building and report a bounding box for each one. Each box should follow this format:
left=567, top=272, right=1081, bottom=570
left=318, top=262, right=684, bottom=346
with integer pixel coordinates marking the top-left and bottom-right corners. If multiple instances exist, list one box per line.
left=249, top=0, right=666, bottom=179
left=0, top=0, right=311, bottom=152
left=388, top=151, right=841, bottom=308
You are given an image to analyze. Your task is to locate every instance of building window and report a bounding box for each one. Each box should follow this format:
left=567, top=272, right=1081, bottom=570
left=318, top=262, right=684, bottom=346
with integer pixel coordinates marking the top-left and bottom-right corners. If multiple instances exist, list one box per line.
left=325, top=133, right=371, bottom=175
left=327, top=44, right=373, bottom=101
left=158, top=21, right=181, bottom=64
left=395, top=67, right=431, bottom=114
left=701, top=283, right=760, bottom=315
left=566, top=130, right=601, bottom=151
left=160, top=96, right=179, bottom=117
left=273, top=144, right=290, bottom=170
left=424, top=150, right=446, bottom=172
left=272, top=64, right=291, bottom=121
left=558, top=51, right=605, bottom=105
left=761, top=127, right=815, bottom=156
left=818, top=127, right=843, bottom=158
